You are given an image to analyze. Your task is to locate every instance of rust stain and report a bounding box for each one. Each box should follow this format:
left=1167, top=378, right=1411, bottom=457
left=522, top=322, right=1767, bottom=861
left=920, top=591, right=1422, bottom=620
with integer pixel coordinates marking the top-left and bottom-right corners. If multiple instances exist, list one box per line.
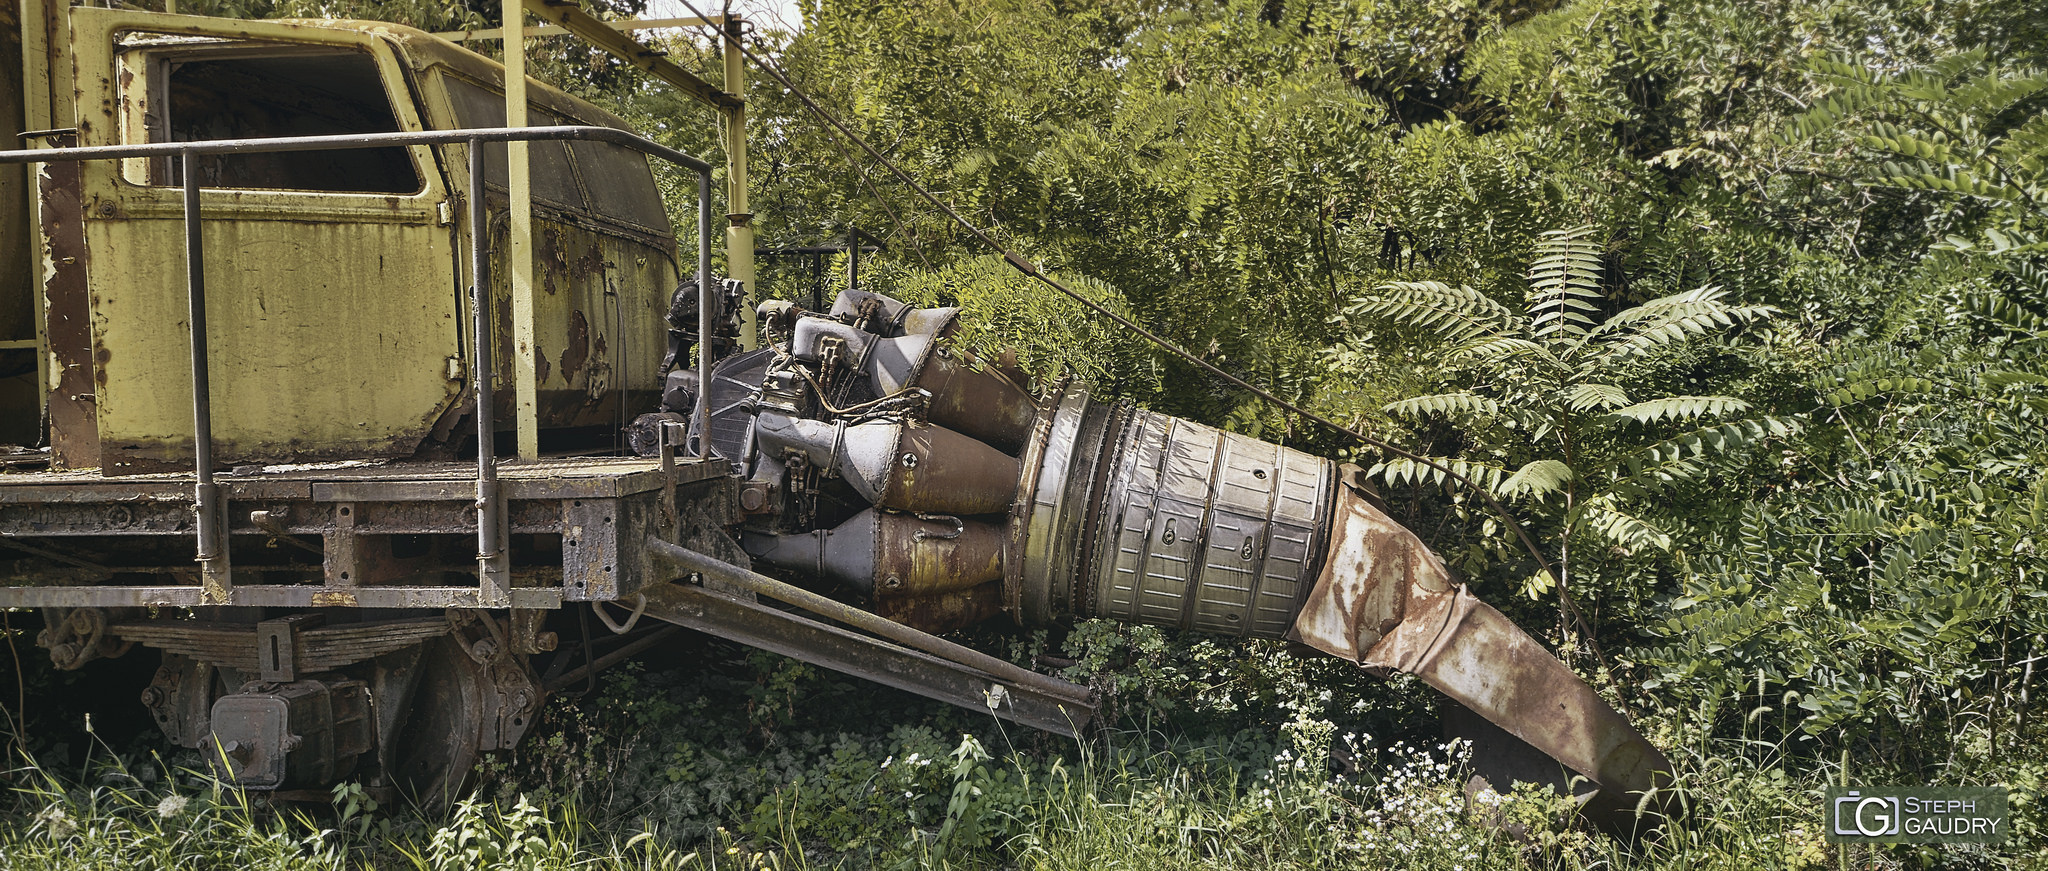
left=38, top=136, right=101, bottom=471
left=875, top=513, right=1005, bottom=596
left=560, top=309, right=589, bottom=377
left=1288, top=472, right=1450, bottom=659
left=873, top=581, right=1004, bottom=635
left=574, top=242, right=604, bottom=276
left=919, top=353, right=1036, bottom=454
left=879, top=426, right=1019, bottom=515
left=311, top=590, right=360, bottom=607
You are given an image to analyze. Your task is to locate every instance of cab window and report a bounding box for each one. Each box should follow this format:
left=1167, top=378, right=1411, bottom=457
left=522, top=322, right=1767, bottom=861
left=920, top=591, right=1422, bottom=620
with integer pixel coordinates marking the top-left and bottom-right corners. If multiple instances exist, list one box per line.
left=130, top=43, right=420, bottom=193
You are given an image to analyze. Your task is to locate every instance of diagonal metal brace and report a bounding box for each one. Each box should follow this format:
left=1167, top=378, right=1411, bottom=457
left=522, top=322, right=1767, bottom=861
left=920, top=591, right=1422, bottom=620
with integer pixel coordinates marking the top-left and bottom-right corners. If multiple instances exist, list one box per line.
left=639, top=541, right=1094, bottom=736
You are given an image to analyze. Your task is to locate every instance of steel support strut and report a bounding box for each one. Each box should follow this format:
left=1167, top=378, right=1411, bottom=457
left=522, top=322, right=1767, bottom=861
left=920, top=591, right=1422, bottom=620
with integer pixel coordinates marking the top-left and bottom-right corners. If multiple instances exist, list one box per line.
left=470, top=138, right=509, bottom=603
left=694, top=166, right=713, bottom=459
left=182, top=149, right=230, bottom=602
left=643, top=538, right=1095, bottom=734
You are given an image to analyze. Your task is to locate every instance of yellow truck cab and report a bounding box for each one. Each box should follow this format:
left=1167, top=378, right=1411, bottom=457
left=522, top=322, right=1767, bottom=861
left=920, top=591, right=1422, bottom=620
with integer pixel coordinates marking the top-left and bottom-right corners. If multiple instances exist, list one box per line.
left=36, top=9, right=675, bottom=472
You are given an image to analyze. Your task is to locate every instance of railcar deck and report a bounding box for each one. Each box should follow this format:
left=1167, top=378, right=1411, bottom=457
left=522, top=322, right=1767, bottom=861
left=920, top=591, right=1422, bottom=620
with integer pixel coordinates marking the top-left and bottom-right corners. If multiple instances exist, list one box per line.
left=0, top=454, right=735, bottom=609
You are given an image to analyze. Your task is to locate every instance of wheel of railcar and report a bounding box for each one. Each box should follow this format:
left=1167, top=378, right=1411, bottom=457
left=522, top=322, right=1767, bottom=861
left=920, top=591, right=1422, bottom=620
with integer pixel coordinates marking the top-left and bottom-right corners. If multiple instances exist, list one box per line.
left=387, top=636, right=489, bottom=811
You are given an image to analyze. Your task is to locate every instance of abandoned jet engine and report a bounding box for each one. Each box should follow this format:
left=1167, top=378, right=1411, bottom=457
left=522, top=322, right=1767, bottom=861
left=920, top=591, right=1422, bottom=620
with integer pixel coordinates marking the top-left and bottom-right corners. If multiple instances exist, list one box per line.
left=645, top=287, right=1674, bottom=832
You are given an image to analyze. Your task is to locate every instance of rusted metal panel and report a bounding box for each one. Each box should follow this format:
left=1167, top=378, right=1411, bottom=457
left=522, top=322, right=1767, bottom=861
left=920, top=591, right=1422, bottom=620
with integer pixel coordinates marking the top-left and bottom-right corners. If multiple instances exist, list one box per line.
left=0, top=584, right=561, bottom=609
left=1288, top=474, right=1672, bottom=832
left=36, top=133, right=98, bottom=469
left=480, top=219, right=672, bottom=433
left=1288, top=468, right=1450, bottom=658
left=872, top=580, right=1005, bottom=635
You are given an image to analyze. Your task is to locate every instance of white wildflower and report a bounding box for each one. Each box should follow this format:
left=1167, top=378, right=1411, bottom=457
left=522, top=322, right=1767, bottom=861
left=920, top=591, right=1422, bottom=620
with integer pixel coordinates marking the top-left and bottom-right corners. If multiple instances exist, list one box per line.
left=156, top=794, right=190, bottom=819
left=34, top=805, right=76, bottom=839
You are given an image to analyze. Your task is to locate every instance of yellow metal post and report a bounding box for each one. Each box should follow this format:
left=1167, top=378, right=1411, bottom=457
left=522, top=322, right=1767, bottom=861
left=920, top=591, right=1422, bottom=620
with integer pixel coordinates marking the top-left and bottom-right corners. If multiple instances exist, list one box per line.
left=721, top=17, right=756, bottom=349
left=20, top=0, right=51, bottom=422
left=502, top=0, right=539, bottom=459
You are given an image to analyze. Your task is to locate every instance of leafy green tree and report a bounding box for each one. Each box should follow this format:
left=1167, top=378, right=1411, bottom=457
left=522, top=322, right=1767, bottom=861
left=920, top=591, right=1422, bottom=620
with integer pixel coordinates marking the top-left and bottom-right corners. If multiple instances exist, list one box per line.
left=1342, top=227, right=1786, bottom=628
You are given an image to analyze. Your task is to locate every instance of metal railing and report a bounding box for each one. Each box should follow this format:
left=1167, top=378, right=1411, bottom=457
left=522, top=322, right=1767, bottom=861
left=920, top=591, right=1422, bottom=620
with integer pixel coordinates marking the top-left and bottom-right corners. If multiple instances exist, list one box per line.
left=0, top=125, right=718, bottom=605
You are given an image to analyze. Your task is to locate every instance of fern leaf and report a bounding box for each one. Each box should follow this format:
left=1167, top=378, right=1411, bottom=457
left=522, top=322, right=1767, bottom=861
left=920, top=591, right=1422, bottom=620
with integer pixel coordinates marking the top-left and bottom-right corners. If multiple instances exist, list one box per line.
left=1498, top=459, right=1573, bottom=499
left=1441, top=336, right=1564, bottom=369
left=1565, top=382, right=1630, bottom=411
left=1608, top=395, right=1752, bottom=424
left=1350, top=281, right=1519, bottom=343
left=1578, top=497, right=1674, bottom=553
left=1527, top=226, right=1605, bottom=345
left=1382, top=392, right=1500, bottom=418
left=1369, top=456, right=1509, bottom=493
left=1823, top=377, right=1936, bottom=406
left=1608, top=417, right=1804, bottom=498
left=1589, top=292, right=1777, bottom=364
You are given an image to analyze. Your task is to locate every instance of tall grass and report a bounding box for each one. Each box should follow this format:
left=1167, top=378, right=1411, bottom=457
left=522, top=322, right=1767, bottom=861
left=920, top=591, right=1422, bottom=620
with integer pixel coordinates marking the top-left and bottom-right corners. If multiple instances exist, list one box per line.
left=5, top=717, right=2036, bottom=870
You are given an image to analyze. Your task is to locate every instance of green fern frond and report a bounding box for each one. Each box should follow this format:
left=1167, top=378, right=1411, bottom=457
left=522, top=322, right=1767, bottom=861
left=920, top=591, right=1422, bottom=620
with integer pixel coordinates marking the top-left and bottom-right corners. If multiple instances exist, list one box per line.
left=1369, top=456, right=1509, bottom=493
left=1498, top=459, right=1573, bottom=499
left=1349, top=281, right=1520, bottom=343
left=1578, top=497, right=1674, bottom=553
left=1964, top=290, right=2048, bottom=336
left=1592, top=298, right=1778, bottom=363
left=1608, top=417, right=1803, bottom=499
left=1441, top=335, right=1564, bottom=369
left=1528, top=226, right=1604, bottom=345
left=1382, top=392, right=1500, bottom=418
left=1564, top=382, right=1630, bottom=411
left=1607, top=395, right=1752, bottom=424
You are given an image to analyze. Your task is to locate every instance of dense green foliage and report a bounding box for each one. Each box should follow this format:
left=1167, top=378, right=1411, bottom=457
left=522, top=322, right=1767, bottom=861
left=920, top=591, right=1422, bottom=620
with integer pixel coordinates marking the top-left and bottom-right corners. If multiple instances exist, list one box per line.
left=7, top=0, right=2048, bottom=867
left=729, top=0, right=2048, bottom=797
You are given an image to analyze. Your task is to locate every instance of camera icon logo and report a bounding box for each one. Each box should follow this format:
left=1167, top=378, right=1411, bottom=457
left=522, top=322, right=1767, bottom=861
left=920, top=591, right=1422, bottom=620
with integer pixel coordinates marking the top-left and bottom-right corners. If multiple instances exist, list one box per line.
left=1833, top=791, right=1901, bottom=837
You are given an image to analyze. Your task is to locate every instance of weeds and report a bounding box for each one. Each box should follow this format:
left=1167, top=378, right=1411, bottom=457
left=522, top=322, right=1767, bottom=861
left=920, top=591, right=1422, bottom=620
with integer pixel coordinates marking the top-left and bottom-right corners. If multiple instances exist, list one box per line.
left=1, top=643, right=2040, bottom=870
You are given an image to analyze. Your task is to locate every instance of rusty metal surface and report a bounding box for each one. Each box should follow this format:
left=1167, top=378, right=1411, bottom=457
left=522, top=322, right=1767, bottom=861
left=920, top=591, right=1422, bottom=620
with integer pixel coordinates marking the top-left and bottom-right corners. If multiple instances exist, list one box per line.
left=647, top=537, right=1084, bottom=702
left=638, top=579, right=1094, bottom=737
left=0, top=456, right=728, bottom=608
left=912, top=350, right=1035, bottom=455
left=208, top=677, right=373, bottom=790
left=873, top=512, right=1005, bottom=596
left=1287, top=469, right=1451, bottom=658
left=881, top=425, right=1021, bottom=515
left=36, top=134, right=97, bottom=470
left=35, top=606, right=134, bottom=669
left=0, top=584, right=563, bottom=609
left=1289, top=477, right=1672, bottom=832
left=142, top=653, right=226, bottom=747
left=873, top=580, right=1005, bottom=635
left=1364, top=587, right=1672, bottom=831
left=111, top=615, right=450, bottom=674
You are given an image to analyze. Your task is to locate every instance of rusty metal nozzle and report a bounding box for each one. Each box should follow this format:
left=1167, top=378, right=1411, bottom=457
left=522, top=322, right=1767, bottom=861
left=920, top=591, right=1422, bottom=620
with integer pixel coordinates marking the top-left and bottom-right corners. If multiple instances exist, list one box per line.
left=1003, top=382, right=1674, bottom=833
